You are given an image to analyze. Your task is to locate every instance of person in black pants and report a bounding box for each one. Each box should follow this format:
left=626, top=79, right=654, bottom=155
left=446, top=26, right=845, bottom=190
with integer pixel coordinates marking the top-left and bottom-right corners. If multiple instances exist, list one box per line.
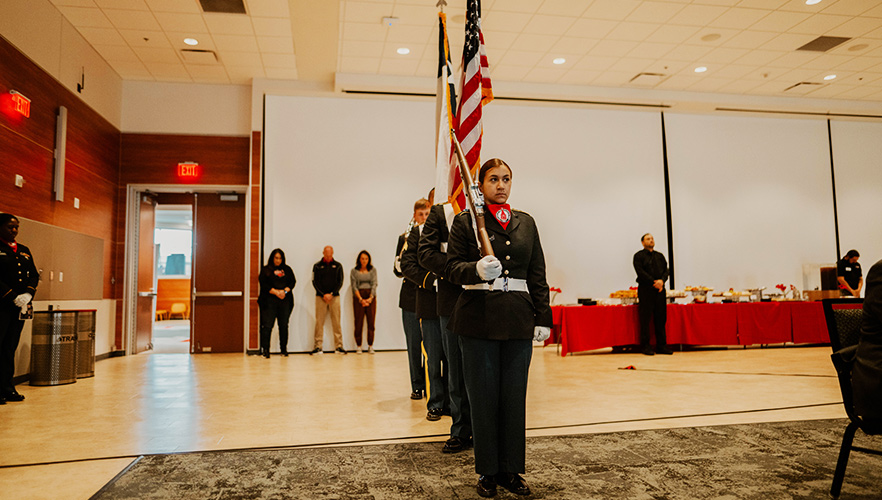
left=853, top=258, right=882, bottom=432
left=0, top=214, right=38, bottom=403
left=419, top=201, right=471, bottom=453
left=446, top=159, right=552, bottom=498
left=633, top=233, right=673, bottom=356
left=258, top=249, right=296, bottom=358
left=394, top=199, right=429, bottom=399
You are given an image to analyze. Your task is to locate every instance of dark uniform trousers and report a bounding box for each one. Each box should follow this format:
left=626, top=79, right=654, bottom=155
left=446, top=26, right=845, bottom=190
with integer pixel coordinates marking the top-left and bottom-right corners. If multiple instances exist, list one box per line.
left=446, top=209, right=552, bottom=476
left=260, top=298, right=292, bottom=352
left=419, top=204, right=470, bottom=439
left=0, top=307, right=25, bottom=394
left=396, top=233, right=425, bottom=393
left=637, top=285, right=667, bottom=348
left=0, top=242, right=38, bottom=394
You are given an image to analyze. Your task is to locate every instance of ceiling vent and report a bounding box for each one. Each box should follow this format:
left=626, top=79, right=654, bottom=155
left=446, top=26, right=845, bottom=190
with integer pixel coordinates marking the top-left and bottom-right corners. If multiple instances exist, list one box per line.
left=796, top=36, right=850, bottom=52
left=782, top=82, right=825, bottom=95
left=199, top=0, right=246, bottom=14
left=181, top=49, right=220, bottom=65
left=628, top=72, right=667, bottom=87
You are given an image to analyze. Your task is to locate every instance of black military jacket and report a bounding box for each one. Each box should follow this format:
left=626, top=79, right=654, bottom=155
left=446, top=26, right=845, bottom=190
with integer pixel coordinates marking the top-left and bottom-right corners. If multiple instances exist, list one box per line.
left=445, top=209, right=551, bottom=340
left=417, top=204, right=461, bottom=317
left=394, top=232, right=417, bottom=312
left=400, top=225, right=439, bottom=320
left=0, top=242, right=39, bottom=309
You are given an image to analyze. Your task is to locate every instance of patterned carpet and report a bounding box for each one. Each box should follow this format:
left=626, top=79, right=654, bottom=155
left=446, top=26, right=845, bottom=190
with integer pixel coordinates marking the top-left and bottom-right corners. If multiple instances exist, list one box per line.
left=92, top=419, right=882, bottom=499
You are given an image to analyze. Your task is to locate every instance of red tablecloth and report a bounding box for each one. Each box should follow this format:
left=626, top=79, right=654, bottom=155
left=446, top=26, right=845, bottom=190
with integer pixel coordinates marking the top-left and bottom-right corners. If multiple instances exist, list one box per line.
left=551, top=301, right=826, bottom=356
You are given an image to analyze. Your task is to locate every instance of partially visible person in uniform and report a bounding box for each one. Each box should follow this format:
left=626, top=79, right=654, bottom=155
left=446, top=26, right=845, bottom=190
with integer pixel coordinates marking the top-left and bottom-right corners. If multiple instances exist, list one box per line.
left=394, top=199, right=429, bottom=399
left=402, top=189, right=450, bottom=421
left=351, top=250, right=378, bottom=354
left=257, top=248, right=296, bottom=358
left=446, top=159, right=551, bottom=498
left=312, top=245, right=345, bottom=355
left=633, top=233, right=673, bottom=356
left=0, top=214, right=38, bottom=404
left=853, top=258, right=882, bottom=433
left=837, top=249, right=863, bottom=297
left=419, top=199, right=471, bottom=454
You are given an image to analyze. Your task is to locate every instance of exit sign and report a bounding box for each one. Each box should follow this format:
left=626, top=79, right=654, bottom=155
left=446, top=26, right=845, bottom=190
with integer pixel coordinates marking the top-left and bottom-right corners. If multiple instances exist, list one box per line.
left=10, top=91, right=30, bottom=118
left=177, top=162, right=200, bottom=179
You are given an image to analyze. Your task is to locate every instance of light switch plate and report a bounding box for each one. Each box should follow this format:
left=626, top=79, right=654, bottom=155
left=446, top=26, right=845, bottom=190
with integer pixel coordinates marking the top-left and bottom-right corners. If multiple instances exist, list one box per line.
left=15, top=175, right=24, bottom=187
left=74, top=198, right=80, bottom=209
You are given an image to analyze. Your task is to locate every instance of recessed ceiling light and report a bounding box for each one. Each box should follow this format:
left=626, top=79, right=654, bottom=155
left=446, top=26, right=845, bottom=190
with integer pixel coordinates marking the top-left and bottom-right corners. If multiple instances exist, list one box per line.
left=184, top=38, right=199, bottom=46
left=824, top=74, right=837, bottom=80
left=397, top=47, right=410, bottom=55
left=805, top=0, right=822, bottom=5
left=694, top=66, right=707, bottom=73
left=700, top=34, right=721, bottom=42
left=552, top=57, right=566, bottom=65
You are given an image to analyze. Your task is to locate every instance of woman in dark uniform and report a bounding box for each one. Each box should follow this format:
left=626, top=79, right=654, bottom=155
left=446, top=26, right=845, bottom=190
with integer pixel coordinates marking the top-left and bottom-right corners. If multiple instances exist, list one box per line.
left=445, top=159, right=552, bottom=497
left=257, top=248, right=296, bottom=358
left=0, top=213, right=38, bottom=403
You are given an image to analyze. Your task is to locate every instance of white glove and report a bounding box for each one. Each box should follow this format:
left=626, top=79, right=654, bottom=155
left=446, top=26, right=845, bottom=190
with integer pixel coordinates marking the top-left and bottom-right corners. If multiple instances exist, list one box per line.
left=14, top=293, right=32, bottom=308
left=21, top=304, right=29, bottom=315
left=533, top=326, right=551, bottom=342
left=475, top=255, right=502, bottom=281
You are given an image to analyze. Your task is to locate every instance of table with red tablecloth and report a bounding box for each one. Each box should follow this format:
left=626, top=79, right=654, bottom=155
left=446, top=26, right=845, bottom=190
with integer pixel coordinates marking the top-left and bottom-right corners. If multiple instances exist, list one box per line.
left=547, top=301, right=827, bottom=356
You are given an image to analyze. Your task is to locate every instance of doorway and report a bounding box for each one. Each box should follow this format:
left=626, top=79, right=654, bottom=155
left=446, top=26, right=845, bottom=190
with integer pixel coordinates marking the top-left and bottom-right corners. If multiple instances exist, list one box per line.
left=124, top=185, right=249, bottom=355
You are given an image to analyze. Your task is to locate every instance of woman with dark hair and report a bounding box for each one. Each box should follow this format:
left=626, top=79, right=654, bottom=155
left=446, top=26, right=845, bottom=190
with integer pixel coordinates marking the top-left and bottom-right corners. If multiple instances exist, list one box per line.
left=446, top=158, right=552, bottom=497
left=0, top=213, right=38, bottom=403
left=351, top=250, right=378, bottom=353
left=258, top=249, right=296, bottom=358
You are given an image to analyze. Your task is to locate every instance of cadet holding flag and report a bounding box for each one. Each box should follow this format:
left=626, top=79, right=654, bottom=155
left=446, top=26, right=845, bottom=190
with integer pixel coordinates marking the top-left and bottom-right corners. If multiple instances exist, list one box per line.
left=445, top=157, right=551, bottom=498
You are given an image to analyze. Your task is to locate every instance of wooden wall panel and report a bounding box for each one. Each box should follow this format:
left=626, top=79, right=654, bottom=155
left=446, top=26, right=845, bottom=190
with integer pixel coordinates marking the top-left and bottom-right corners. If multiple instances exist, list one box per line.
left=157, top=278, right=191, bottom=312
left=249, top=131, right=261, bottom=350
left=120, top=134, right=250, bottom=186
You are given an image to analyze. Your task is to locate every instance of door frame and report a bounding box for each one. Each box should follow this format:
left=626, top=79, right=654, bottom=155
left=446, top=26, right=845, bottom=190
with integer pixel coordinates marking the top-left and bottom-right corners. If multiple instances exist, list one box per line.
left=123, top=184, right=250, bottom=355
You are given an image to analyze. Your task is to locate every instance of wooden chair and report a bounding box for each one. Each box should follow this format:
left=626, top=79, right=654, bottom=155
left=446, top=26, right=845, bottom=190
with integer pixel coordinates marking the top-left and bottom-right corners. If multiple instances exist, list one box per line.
left=169, top=302, right=189, bottom=320
left=822, top=298, right=882, bottom=498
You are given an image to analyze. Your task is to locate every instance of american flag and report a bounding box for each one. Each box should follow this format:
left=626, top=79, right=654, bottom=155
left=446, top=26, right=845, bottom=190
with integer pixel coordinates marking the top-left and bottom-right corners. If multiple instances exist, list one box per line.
left=435, top=11, right=457, bottom=205
left=451, top=0, right=493, bottom=212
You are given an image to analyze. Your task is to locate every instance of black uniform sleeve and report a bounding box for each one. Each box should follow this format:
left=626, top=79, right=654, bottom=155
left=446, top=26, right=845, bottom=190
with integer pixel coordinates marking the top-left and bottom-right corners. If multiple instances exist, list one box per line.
left=527, top=222, right=552, bottom=327
left=633, top=251, right=654, bottom=284
left=418, top=206, right=447, bottom=276
left=285, top=265, right=297, bottom=290
left=394, top=234, right=405, bottom=278
left=312, top=263, right=322, bottom=295
left=445, top=212, right=483, bottom=286
left=334, top=262, right=344, bottom=295
left=401, top=226, right=436, bottom=289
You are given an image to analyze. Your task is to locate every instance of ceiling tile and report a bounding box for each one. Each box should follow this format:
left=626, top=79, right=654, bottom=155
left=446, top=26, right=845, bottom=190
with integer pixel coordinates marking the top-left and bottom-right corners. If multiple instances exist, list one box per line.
left=667, top=4, right=729, bottom=27
left=736, top=0, right=788, bottom=9
left=133, top=46, right=180, bottom=63
left=186, top=64, right=230, bottom=83
left=118, top=29, right=171, bottom=48
left=589, top=70, right=635, bottom=86
left=551, top=37, right=597, bottom=54
left=343, top=2, right=394, bottom=23
left=57, top=6, right=114, bottom=28
left=708, top=7, right=769, bottom=29
left=536, top=0, right=588, bottom=17
left=835, top=56, right=882, bottom=72
left=749, top=10, right=811, bottom=32
left=264, top=67, right=298, bottom=79
left=104, top=9, right=161, bottom=30
left=492, top=0, right=539, bottom=14
left=488, top=65, right=531, bottom=81
left=497, top=50, right=546, bottom=67
left=93, top=43, right=139, bottom=61
left=787, top=14, right=852, bottom=35
left=834, top=85, right=882, bottom=99
left=482, top=31, right=519, bottom=51
left=665, top=44, right=714, bottom=62
left=606, top=22, right=659, bottom=42
left=766, top=50, right=822, bottom=69
left=628, top=42, right=677, bottom=59
left=510, top=34, right=559, bottom=52
left=573, top=55, right=620, bottom=71
left=257, top=36, right=294, bottom=54
left=800, top=53, right=854, bottom=70
left=219, top=51, right=263, bottom=66
left=226, top=65, right=264, bottom=82
left=382, top=41, right=426, bottom=58
left=701, top=47, right=751, bottom=64
left=377, top=57, right=420, bottom=75
left=213, top=34, right=260, bottom=52
left=50, top=0, right=98, bottom=7
left=826, top=17, right=882, bottom=38
left=557, top=69, right=598, bottom=85
left=734, top=49, right=788, bottom=65
left=204, top=14, right=255, bottom=35
left=144, top=61, right=191, bottom=80
left=589, top=39, right=640, bottom=57
left=761, top=32, right=817, bottom=51
left=864, top=4, right=882, bottom=18
left=383, top=24, right=432, bottom=44
left=483, top=11, right=533, bottom=33
left=607, top=57, right=655, bottom=73
left=646, top=25, right=701, bottom=44
left=153, top=12, right=208, bottom=33
left=247, top=0, right=290, bottom=18
left=523, top=15, right=576, bottom=35
left=866, top=27, right=882, bottom=40
left=144, top=0, right=200, bottom=13
left=390, top=4, right=438, bottom=26
left=715, top=79, right=765, bottom=94
left=803, top=83, right=851, bottom=98
left=76, top=27, right=128, bottom=46
left=338, top=56, right=380, bottom=74
left=706, top=63, right=760, bottom=79
left=686, top=76, right=731, bottom=92
left=582, top=0, right=641, bottom=22
left=523, top=67, right=567, bottom=83
left=565, top=18, right=619, bottom=39
left=94, top=0, right=148, bottom=10
left=109, top=60, right=154, bottom=79
left=165, top=31, right=215, bottom=50
left=819, top=0, right=881, bottom=16
left=721, top=30, right=780, bottom=49
left=340, top=40, right=384, bottom=58
left=342, top=22, right=388, bottom=42
left=625, top=2, right=685, bottom=24
left=252, top=17, right=292, bottom=37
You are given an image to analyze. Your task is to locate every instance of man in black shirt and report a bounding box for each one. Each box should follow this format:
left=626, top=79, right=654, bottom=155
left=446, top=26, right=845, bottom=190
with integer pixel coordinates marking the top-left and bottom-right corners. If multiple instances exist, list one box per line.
left=312, top=245, right=345, bottom=354
left=633, top=233, right=673, bottom=356
left=837, top=249, right=863, bottom=297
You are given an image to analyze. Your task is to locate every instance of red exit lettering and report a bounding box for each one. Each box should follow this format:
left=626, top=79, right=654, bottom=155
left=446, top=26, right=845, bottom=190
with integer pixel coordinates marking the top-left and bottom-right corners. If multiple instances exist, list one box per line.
left=177, top=162, right=200, bottom=178
left=10, top=92, right=30, bottom=118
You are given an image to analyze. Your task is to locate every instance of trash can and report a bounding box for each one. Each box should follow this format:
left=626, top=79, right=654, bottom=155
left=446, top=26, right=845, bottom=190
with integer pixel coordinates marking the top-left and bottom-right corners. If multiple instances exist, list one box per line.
left=30, top=311, right=78, bottom=386
left=76, top=310, right=96, bottom=378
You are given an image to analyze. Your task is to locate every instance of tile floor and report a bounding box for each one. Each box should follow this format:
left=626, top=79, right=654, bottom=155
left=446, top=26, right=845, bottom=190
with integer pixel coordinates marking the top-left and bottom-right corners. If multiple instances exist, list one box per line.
left=0, top=345, right=845, bottom=499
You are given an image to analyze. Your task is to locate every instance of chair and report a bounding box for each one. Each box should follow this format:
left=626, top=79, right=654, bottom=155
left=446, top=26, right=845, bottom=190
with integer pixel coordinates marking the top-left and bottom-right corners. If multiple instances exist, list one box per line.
left=169, top=302, right=189, bottom=320
left=822, top=298, right=882, bottom=498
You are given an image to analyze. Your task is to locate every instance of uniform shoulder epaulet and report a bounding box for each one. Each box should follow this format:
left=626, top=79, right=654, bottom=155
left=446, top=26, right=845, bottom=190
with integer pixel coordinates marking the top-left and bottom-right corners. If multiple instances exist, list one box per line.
left=512, top=208, right=531, bottom=217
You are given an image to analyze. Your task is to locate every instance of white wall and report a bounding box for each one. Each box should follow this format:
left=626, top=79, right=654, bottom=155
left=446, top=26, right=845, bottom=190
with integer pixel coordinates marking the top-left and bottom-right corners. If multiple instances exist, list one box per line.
left=122, top=81, right=251, bottom=135
left=831, top=120, right=882, bottom=269
left=665, top=113, right=837, bottom=292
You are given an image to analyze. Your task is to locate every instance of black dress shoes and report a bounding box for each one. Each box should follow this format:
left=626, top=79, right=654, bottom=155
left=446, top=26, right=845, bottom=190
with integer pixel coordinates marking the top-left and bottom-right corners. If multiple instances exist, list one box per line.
left=3, top=391, right=24, bottom=402
left=426, top=408, right=443, bottom=421
left=281, top=350, right=288, bottom=357
left=410, top=390, right=423, bottom=400
left=657, top=346, right=674, bottom=355
left=476, top=475, right=497, bottom=498
left=496, top=473, right=531, bottom=496
left=0, top=396, right=6, bottom=405
left=441, top=436, right=472, bottom=454
left=641, top=347, right=655, bottom=356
